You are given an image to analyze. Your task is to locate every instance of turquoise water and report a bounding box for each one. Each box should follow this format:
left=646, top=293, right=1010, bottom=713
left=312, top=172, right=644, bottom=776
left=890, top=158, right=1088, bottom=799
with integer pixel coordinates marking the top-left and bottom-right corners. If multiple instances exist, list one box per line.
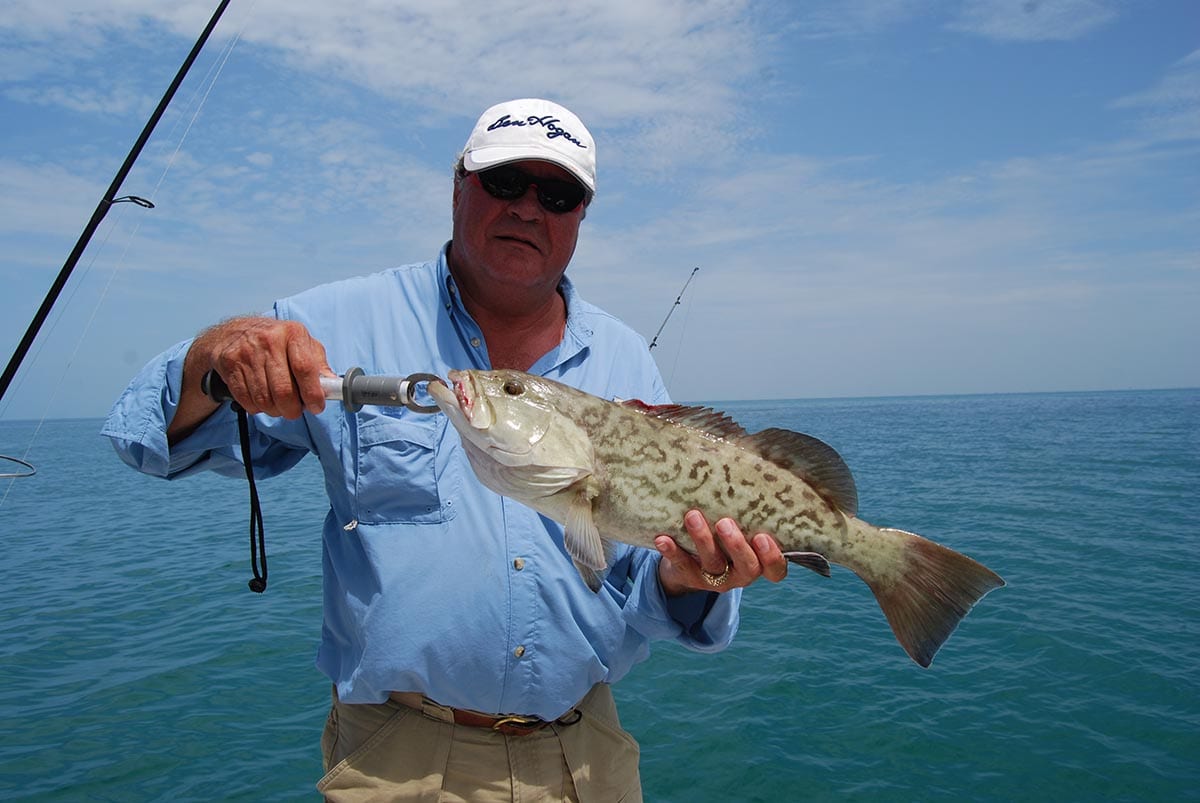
left=1, top=389, right=1197, bottom=801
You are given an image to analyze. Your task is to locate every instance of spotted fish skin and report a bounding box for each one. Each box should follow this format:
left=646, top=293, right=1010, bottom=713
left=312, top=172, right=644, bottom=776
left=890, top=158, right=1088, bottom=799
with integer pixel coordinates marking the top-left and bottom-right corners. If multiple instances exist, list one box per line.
left=428, top=369, right=1004, bottom=667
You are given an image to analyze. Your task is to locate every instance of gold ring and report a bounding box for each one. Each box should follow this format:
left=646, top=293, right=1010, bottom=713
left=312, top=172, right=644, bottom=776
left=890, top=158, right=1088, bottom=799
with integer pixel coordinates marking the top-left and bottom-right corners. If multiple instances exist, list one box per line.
left=700, top=562, right=732, bottom=588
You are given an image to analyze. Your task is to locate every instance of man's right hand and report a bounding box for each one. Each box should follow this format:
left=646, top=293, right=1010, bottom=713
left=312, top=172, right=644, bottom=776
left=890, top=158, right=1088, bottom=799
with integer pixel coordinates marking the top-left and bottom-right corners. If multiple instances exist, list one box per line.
left=168, top=317, right=332, bottom=443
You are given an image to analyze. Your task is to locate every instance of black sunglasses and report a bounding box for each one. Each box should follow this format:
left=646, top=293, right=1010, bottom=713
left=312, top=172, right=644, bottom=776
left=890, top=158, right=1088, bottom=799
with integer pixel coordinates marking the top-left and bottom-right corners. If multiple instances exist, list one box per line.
left=474, top=165, right=588, bottom=214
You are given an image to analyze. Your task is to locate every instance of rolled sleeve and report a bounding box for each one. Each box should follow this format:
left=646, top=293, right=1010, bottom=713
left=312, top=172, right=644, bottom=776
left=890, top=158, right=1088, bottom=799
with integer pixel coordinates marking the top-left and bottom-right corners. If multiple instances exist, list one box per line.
left=621, top=547, right=741, bottom=653
left=102, top=339, right=305, bottom=481
left=102, top=339, right=200, bottom=477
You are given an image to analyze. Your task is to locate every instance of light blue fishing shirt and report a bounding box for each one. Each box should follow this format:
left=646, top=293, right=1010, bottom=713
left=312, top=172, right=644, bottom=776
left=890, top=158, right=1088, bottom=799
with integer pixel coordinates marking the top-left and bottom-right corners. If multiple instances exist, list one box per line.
left=103, top=244, right=741, bottom=720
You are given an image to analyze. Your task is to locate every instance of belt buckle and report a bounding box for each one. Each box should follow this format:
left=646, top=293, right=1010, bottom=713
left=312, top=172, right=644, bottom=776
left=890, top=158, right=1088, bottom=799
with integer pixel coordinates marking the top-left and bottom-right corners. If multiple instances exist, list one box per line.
left=491, top=714, right=547, bottom=736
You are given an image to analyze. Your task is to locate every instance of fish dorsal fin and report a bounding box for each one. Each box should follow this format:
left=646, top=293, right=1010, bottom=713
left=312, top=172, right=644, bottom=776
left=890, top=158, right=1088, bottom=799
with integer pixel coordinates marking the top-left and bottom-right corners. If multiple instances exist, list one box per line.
left=620, top=400, right=748, bottom=441
left=739, top=428, right=859, bottom=516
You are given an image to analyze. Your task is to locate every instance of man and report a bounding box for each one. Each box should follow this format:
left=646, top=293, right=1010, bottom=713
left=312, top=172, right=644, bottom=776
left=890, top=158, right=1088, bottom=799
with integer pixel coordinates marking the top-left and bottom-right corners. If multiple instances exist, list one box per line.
left=104, top=98, right=787, bottom=801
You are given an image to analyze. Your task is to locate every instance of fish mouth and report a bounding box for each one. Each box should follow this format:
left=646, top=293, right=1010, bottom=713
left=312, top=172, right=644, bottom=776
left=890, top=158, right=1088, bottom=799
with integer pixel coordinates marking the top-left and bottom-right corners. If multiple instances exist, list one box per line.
left=428, top=371, right=470, bottom=417
left=436, top=369, right=493, bottom=431
left=453, top=374, right=473, bottom=415
left=433, top=369, right=538, bottom=461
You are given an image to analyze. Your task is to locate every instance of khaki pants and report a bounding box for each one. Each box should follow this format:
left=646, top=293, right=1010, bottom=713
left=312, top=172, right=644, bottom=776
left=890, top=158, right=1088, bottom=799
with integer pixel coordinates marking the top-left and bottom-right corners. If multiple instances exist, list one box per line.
left=317, top=684, right=642, bottom=802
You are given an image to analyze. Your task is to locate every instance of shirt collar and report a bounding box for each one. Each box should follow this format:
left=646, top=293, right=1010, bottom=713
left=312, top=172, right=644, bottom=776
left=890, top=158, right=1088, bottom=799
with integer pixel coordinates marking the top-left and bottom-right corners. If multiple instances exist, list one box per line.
left=438, top=241, right=592, bottom=373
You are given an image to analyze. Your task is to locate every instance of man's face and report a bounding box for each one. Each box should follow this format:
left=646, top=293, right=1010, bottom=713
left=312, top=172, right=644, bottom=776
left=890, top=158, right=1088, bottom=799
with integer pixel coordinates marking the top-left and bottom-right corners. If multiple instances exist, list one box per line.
left=450, top=160, right=586, bottom=295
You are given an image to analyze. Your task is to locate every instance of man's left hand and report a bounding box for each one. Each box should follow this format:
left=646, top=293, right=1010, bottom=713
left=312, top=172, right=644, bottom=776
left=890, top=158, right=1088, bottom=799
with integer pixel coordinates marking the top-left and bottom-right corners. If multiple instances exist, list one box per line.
left=655, top=510, right=788, bottom=596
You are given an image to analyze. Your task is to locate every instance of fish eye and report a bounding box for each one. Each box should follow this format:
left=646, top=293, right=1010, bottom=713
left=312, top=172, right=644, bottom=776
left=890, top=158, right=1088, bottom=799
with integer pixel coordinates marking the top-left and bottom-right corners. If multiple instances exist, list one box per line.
left=502, top=380, right=525, bottom=396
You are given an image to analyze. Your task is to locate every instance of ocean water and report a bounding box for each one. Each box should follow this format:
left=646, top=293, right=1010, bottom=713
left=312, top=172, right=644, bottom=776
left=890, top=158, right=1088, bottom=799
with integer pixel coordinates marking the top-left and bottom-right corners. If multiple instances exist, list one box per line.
left=1, top=389, right=1197, bottom=801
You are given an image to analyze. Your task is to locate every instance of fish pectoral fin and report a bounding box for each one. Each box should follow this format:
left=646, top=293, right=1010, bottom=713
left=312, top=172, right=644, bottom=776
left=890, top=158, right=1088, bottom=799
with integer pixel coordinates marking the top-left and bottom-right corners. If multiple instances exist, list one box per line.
left=565, top=483, right=607, bottom=573
left=573, top=560, right=604, bottom=592
left=782, top=551, right=832, bottom=577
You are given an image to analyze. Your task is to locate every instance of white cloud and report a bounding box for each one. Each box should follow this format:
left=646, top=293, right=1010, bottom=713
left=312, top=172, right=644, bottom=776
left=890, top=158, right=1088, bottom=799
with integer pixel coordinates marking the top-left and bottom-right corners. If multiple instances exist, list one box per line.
left=571, top=124, right=1198, bottom=399
left=0, top=0, right=768, bottom=175
left=785, top=0, right=934, bottom=39
left=0, top=160, right=103, bottom=237
left=947, top=0, right=1119, bottom=42
left=1110, top=49, right=1200, bottom=144
left=4, top=84, right=145, bottom=116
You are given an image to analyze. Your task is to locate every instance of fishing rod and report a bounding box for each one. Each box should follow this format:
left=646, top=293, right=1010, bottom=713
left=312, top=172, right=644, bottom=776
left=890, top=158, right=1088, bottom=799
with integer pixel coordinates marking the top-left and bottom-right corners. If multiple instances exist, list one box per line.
left=648, top=267, right=699, bottom=350
left=0, top=0, right=233, bottom=411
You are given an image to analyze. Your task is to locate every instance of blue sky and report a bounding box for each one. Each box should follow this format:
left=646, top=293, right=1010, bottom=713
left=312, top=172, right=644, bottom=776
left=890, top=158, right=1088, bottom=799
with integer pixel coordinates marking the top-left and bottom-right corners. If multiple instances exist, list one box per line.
left=1, top=0, right=1196, bottom=419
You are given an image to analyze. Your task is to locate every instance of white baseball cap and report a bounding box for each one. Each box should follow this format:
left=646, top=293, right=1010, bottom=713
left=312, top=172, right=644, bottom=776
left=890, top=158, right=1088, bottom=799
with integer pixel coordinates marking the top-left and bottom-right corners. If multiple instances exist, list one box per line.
left=461, top=98, right=596, bottom=194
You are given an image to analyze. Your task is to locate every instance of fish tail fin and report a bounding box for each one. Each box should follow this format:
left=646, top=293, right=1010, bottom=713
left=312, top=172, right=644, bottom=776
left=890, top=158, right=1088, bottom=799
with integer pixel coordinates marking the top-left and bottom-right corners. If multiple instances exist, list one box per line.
left=862, top=527, right=1005, bottom=668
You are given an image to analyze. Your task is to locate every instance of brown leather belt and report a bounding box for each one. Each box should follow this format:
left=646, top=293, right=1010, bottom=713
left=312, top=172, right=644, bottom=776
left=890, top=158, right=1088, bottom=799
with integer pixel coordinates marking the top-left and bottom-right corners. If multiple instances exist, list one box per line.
left=389, top=691, right=582, bottom=737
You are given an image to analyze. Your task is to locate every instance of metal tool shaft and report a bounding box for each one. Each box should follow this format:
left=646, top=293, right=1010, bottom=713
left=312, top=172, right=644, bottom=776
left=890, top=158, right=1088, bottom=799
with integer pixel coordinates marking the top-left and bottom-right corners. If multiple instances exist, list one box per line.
left=202, top=368, right=443, bottom=413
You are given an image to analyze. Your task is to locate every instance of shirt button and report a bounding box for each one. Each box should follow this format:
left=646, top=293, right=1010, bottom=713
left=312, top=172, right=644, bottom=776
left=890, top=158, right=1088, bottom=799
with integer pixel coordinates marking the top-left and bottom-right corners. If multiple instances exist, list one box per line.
left=470, top=337, right=481, bottom=348
left=513, top=558, right=525, bottom=570
left=513, top=645, right=526, bottom=658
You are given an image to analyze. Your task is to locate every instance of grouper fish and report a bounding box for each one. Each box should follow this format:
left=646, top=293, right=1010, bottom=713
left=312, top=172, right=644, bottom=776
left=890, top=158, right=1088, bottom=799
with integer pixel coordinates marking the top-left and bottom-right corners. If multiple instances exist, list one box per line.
left=427, top=369, right=1004, bottom=667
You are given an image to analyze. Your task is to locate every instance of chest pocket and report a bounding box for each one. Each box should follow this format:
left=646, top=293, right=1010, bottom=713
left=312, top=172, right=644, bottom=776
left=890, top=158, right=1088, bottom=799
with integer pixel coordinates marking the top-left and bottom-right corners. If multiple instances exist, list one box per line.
left=354, top=409, right=455, bottom=524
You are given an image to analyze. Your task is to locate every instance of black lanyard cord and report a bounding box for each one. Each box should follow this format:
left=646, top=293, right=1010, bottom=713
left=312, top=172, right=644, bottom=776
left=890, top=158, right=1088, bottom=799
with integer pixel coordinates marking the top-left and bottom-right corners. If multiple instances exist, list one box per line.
left=235, top=407, right=268, bottom=593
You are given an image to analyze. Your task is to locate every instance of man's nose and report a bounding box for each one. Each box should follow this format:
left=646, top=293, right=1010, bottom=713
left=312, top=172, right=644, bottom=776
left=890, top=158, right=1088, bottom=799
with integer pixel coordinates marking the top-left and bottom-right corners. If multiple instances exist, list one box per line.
left=507, top=184, right=544, bottom=221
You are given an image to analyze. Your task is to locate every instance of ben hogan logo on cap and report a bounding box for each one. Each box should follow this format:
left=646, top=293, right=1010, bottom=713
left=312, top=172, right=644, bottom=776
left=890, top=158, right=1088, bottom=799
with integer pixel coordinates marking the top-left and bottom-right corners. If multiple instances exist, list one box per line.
left=486, top=114, right=588, bottom=150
